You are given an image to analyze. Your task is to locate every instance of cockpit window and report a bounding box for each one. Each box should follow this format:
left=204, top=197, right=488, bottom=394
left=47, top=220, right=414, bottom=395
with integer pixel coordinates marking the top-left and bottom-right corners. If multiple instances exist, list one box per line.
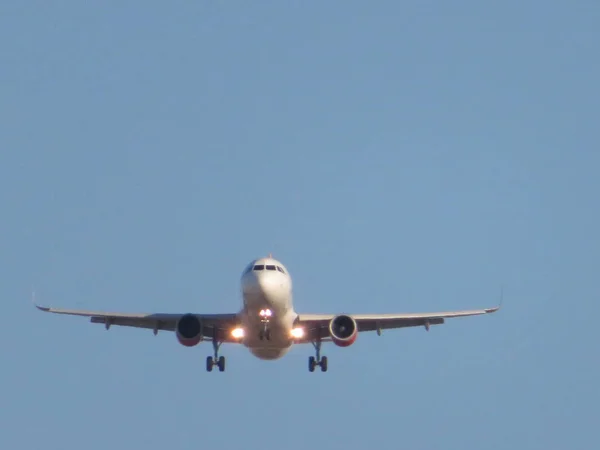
left=277, top=266, right=285, bottom=273
left=253, top=265, right=264, bottom=271
left=266, top=265, right=276, bottom=270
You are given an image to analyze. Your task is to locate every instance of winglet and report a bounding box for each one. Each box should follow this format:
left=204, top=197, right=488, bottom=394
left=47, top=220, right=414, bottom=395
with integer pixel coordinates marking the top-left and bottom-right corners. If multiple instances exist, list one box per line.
left=484, top=285, right=504, bottom=314
left=31, top=289, right=50, bottom=312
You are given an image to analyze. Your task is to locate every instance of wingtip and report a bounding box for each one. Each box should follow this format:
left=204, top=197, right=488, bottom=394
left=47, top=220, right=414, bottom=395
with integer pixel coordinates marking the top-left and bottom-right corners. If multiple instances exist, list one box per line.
left=34, top=303, right=50, bottom=312
left=31, top=290, right=50, bottom=312
left=484, top=287, right=504, bottom=314
left=495, top=285, right=505, bottom=312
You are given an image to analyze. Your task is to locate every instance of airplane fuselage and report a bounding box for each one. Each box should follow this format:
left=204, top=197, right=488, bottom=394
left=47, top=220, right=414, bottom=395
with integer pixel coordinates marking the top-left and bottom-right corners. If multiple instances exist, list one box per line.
left=239, top=257, right=297, bottom=360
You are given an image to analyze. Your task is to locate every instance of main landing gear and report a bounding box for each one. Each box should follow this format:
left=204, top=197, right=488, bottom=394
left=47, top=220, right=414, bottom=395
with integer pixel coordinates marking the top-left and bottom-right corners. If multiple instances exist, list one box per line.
left=206, top=336, right=225, bottom=372
left=308, top=336, right=328, bottom=372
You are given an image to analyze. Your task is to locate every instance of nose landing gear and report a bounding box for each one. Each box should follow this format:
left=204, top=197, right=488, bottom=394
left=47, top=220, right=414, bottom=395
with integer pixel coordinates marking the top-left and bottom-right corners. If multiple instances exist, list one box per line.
left=259, top=327, right=271, bottom=341
left=259, top=308, right=272, bottom=341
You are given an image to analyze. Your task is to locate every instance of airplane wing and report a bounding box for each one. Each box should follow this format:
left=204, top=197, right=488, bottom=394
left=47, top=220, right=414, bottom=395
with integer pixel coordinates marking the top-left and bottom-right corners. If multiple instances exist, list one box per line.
left=296, top=305, right=500, bottom=341
left=34, top=304, right=241, bottom=342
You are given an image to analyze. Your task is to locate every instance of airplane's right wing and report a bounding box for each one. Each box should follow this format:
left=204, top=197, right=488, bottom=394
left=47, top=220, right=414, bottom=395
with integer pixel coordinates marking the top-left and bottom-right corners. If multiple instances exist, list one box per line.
left=35, top=304, right=241, bottom=341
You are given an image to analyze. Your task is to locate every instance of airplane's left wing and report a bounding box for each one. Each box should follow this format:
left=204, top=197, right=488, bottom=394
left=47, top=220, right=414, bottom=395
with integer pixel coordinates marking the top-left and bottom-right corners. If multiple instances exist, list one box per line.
left=295, top=305, right=500, bottom=341
left=35, top=304, right=241, bottom=341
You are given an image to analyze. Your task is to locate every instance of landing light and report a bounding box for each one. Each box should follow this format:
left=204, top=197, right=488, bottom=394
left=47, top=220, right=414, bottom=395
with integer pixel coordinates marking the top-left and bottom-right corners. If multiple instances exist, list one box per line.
left=231, top=328, right=245, bottom=339
left=259, top=309, right=272, bottom=317
left=290, top=327, right=304, bottom=339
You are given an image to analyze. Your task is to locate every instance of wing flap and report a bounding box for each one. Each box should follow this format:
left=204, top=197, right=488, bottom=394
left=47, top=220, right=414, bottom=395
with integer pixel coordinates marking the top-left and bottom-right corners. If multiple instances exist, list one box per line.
left=89, top=316, right=176, bottom=331
left=357, top=317, right=445, bottom=332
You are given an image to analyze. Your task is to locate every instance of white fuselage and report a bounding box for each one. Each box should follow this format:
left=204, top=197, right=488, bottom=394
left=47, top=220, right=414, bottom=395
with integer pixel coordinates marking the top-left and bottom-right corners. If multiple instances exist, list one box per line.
left=239, top=257, right=297, bottom=360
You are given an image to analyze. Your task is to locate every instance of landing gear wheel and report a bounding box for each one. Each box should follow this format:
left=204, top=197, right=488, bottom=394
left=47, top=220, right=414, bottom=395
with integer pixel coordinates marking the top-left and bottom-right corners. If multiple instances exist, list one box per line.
left=206, top=356, right=213, bottom=372
left=320, top=356, right=328, bottom=372
left=218, top=356, right=226, bottom=372
left=308, top=356, right=316, bottom=372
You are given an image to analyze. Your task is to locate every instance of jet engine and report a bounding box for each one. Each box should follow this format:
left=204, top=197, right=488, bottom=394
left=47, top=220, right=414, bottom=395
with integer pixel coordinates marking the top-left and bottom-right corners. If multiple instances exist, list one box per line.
left=328, top=314, right=358, bottom=347
left=176, top=314, right=203, bottom=347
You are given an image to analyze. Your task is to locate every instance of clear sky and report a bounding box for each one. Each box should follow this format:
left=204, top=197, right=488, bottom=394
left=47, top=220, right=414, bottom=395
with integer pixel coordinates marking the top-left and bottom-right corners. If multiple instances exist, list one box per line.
left=1, top=1, right=599, bottom=449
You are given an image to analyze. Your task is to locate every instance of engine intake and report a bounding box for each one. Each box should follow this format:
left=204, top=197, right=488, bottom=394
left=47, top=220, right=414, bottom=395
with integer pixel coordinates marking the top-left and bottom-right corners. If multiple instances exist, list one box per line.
left=329, top=314, right=358, bottom=347
left=176, top=314, right=203, bottom=347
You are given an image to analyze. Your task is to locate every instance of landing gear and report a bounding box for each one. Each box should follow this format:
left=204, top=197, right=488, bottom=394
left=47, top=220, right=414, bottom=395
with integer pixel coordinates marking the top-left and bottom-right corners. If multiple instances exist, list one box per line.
left=206, top=333, right=225, bottom=372
left=259, top=327, right=271, bottom=341
left=308, top=336, right=328, bottom=372
left=259, top=310, right=272, bottom=341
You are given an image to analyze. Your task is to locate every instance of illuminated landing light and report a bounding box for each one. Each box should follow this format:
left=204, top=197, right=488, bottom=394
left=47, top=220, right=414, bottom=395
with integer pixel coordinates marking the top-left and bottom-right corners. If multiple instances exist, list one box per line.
left=231, top=327, right=245, bottom=339
left=290, top=327, right=305, bottom=339
left=259, top=309, right=273, bottom=317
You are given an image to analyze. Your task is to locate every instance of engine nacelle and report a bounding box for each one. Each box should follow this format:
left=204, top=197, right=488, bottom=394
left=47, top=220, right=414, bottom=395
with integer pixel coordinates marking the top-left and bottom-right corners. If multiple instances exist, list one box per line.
left=176, top=314, right=203, bottom=347
left=329, top=314, right=358, bottom=347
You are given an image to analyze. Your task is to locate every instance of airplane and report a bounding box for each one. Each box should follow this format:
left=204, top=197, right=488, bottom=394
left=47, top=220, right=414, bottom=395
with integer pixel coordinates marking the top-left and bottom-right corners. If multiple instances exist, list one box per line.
left=35, top=255, right=501, bottom=373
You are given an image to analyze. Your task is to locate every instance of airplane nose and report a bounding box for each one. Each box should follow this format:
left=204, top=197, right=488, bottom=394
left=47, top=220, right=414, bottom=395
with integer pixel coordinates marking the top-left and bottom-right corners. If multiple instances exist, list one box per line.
left=242, top=272, right=263, bottom=294
left=242, top=272, right=278, bottom=295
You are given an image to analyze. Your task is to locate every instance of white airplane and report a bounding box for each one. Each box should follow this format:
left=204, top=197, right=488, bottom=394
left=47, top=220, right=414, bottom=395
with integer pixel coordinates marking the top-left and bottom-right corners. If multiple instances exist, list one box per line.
left=35, top=255, right=500, bottom=373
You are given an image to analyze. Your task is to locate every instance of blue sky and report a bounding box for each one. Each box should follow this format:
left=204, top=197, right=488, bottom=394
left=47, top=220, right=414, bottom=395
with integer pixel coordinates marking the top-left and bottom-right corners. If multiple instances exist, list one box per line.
left=1, top=1, right=599, bottom=449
